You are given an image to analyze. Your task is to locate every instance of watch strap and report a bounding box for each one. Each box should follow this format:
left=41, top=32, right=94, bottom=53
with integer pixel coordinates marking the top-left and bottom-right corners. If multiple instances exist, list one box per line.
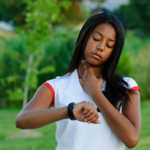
left=67, top=102, right=76, bottom=120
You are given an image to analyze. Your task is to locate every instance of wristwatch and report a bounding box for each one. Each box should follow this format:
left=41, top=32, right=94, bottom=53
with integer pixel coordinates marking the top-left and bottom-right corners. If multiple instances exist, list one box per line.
left=67, top=102, right=76, bottom=120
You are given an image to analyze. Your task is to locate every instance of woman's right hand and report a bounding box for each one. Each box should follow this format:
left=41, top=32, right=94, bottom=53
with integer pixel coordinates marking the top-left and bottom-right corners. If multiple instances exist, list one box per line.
left=72, top=101, right=101, bottom=124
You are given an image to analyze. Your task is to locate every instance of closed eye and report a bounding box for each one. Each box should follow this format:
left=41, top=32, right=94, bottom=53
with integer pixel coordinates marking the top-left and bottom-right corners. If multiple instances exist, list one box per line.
left=93, top=38, right=100, bottom=41
left=107, top=44, right=113, bottom=48
left=94, top=37, right=114, bottom=48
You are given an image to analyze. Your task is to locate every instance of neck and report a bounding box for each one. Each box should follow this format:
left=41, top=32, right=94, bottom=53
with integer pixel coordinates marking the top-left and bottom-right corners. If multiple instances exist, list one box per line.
left=77, top=61, right=104, bottom=78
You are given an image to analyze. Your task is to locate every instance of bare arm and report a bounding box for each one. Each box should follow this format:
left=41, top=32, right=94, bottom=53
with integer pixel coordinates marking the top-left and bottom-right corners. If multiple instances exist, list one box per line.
left=80, top=60, right=141, bottom=148
left=16, top=85, right=69, bottom=129
left=16, top=84, right=101, bottom=129
left=92, top=90, right=141, bottom=148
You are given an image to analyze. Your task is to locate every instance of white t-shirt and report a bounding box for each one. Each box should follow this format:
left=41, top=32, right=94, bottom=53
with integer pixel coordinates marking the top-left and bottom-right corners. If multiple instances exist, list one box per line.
left=43, top=69, right=140, bottom=150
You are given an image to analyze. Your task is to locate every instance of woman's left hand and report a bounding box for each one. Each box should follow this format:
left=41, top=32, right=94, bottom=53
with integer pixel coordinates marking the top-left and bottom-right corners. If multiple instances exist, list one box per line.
left=79, top=59, right=103, bottom=98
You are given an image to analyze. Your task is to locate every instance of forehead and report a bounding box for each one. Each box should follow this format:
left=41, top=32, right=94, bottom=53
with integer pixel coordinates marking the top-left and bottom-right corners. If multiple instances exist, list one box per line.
left=92, top=23, right=116, bottom=39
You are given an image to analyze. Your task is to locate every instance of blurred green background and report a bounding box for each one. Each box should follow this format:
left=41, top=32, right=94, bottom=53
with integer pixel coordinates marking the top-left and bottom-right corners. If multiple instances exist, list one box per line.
left=0, top=0, right=150, bottom=149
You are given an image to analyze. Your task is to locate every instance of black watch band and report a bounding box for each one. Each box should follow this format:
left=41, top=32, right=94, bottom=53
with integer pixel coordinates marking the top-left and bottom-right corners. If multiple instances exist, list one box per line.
left=67, top=102, right=76, bottom=120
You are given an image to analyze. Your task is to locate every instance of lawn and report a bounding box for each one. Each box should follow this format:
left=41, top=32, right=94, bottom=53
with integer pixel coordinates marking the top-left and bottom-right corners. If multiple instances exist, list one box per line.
left=0, top=100, right=150, bottom=150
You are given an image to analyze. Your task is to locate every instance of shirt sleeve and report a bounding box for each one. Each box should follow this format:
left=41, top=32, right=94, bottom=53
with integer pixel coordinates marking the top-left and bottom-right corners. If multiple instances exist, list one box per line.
left=123, top=77, right=140, bottom=93
left=43, top=79, right=56, bottom=107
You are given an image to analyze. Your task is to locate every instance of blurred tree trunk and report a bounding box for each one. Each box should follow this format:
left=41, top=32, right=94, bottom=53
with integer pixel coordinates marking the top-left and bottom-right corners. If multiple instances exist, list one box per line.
left=21, top=0, right=71, bottom=107
left=23, top=54, right=33, bottom=108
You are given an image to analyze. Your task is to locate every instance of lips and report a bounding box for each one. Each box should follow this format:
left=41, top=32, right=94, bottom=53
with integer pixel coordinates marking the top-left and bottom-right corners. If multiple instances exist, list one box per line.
left=92, top=53, right=102, bottom=59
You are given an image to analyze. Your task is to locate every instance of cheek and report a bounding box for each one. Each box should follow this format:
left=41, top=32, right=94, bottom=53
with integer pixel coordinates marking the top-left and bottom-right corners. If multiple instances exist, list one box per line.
left=84, top=39, right=94, bottom=53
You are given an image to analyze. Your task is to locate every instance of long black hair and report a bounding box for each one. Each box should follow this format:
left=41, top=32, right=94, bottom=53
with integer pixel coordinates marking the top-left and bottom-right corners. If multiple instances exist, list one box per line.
left=65, top=13, right=132, bottom=110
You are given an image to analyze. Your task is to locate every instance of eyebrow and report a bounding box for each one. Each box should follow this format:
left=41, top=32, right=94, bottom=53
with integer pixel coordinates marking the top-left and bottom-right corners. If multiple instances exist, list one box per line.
left=94, top=31, right=116, bottom=42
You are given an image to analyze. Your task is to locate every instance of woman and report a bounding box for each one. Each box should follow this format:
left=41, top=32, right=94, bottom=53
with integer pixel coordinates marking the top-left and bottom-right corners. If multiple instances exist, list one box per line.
left=16, top=13, right=141, bottom=150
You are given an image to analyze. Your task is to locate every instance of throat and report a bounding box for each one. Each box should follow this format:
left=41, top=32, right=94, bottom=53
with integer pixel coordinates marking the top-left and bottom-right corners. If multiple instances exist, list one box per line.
left=77, top=63, right=104, bottom=79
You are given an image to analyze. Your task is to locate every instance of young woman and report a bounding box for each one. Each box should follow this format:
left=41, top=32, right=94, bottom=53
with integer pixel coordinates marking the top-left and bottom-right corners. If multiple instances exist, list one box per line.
left=16, top=13, right=141, bottom=150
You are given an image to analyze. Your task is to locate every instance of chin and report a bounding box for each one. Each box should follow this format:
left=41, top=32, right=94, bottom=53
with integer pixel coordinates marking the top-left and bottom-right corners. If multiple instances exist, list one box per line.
left=87, top=59, right=102, bottom=67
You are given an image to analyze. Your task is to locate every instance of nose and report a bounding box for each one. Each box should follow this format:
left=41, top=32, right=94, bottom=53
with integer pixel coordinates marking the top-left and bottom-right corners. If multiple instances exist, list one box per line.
left=96, top=40, right=105, bottom=51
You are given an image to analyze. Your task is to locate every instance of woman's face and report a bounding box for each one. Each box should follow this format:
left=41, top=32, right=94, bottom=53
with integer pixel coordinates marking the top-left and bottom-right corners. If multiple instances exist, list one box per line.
left=83, top=23, right=116, bottom=67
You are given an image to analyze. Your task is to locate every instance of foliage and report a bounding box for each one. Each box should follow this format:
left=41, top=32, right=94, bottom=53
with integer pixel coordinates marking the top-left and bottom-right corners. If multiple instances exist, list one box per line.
left=0, top=0, right=106, bottom=26
left=121, top=31, right=150, bottom=100
left=0, top=26, right=78, bottom=107
left=116, top=0, right=150, bottom=35
left=0, top=0, right=150, bottom=107
left=0, top=0, right=26, bottom=25
left=129, top=45, right=150, bottom=100
left=24, top=0, right=71, bottom=50
left=38, top=26, right=78, bottom=82
left=116, top=52, right=132, bottom=77
left=0, top=37, right=26, bottom=106
left=20, top=0, right=71, bottom=107
left=1, top=30, right=150, bottom=107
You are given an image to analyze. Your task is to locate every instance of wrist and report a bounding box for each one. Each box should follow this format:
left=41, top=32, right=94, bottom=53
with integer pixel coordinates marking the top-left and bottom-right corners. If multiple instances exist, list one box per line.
left=91, top=90, right=103, bottom=100
left=73, top=103, right=76, bottom=109
left=67, top=102, right=76, bottom=120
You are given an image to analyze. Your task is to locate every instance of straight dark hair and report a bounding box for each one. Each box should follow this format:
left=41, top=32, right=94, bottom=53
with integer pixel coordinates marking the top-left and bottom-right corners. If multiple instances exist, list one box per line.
left=65, top=13, right=133, bottom=110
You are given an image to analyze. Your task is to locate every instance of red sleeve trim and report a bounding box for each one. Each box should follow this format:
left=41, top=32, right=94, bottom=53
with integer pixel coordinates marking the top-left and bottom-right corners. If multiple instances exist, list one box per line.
left=131, top=86, right=140, bottom=91
left=43, top=82, right=55, bottom=107
left=127, top=86, right=140, bottom=94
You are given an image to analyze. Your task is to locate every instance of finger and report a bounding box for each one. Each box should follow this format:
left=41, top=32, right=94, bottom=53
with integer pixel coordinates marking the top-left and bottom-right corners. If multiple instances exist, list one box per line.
left=97, top=75, right=102, bottom=79
left=85, top=60, right=90, bottom=70
left=84, top=59, right=89, bottom=69
left=82, top=101, right=90, bottom=114
left=85, top=60, right=92, bottom=75
left=83, top=111, right=98, bottom=120
left=82, top=107, right=90, bottom=115
left=94, top=119, right=101, bottom=124
left=85, top=60, right=94, bottom=75
left=82, top=107, right=94, bottom=117
left=82, top=109, right=94, bottom=120
left=87, top=115, right=99, bottom=123
left=83, top=113, right=97, bottom=122
left=82, top=60, right=88, bottom=75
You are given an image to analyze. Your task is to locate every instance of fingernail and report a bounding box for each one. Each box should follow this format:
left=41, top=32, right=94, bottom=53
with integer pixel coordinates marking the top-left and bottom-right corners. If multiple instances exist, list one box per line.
left=82, top=116, right=84, bottom=119
left=88, top=121, right=90, bottom=124
left=82, top=60, right=84, bottom=63
left=84, top=119, right=87, bottom=121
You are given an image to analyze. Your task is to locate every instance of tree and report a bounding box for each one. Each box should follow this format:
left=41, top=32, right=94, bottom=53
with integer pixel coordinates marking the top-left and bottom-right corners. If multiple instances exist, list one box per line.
left=22, top=0, right=106, bottom=107
left=21, top=0, right=71, bottom=107
left=0, top=0, right=26, bottom=25
left=0, top=0, right=106, bottom=26
left=116, top=0, right=150, bottom=35
left=62, top=0, right=106, bottom=22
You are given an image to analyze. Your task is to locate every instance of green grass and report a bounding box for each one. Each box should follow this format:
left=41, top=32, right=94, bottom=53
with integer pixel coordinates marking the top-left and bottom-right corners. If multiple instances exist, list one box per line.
left=0, top=108, right=57, bottom=150
left=0, top=100, right=150, bottom=150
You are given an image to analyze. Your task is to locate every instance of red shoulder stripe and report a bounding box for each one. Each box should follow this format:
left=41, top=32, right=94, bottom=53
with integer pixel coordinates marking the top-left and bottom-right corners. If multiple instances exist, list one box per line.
left=130, top=86, right=140, bottom=92
left=43, top=82, right=55, bottom=107
left=127, top=86, right=140, bottom=95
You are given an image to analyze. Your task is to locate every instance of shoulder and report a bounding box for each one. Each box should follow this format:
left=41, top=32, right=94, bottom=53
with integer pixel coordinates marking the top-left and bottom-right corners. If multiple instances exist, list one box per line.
left=42, top=73, right=71, bottom=107
left=45, top=73, right=70, bottom=85
left=122, top=77, right=140, bottom=91
left=43, top=72, right=72, bottom=91
left=43, top=69, right=77, bottom=95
